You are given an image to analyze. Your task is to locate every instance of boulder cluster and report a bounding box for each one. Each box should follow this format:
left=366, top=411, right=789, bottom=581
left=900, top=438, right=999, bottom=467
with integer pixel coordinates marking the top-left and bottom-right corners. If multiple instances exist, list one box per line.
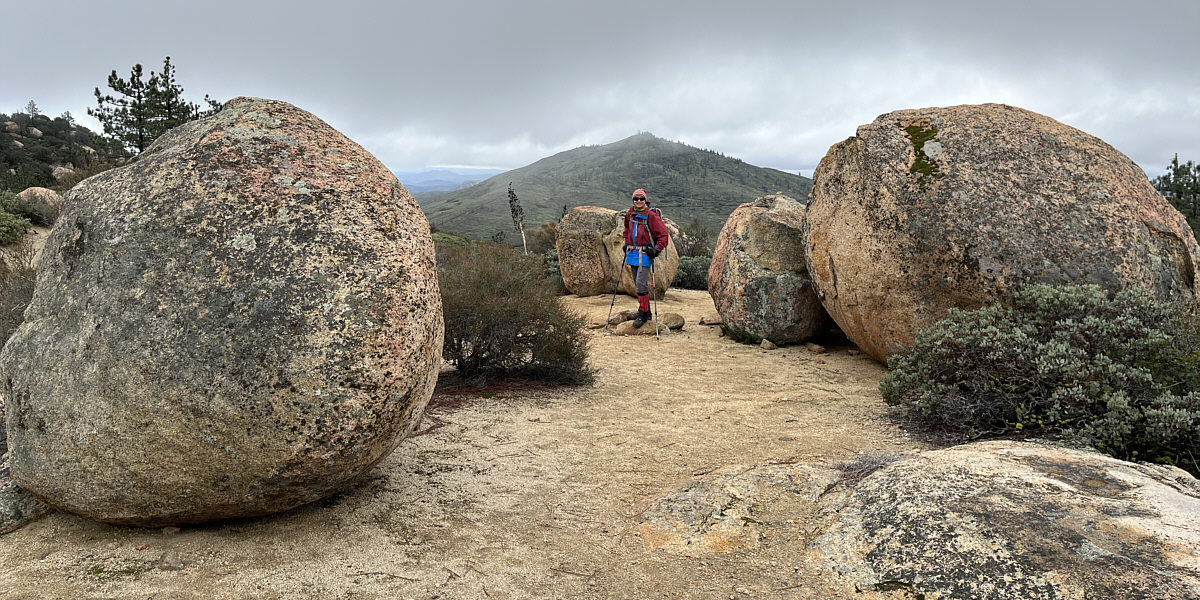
left=546, top=103, right=1195, bottom=361
left=0, top=98, right=443, bottom=527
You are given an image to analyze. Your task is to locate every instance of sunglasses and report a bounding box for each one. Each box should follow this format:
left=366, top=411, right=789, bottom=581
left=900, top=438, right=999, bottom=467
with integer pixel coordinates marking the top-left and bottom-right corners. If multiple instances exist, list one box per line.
left=633, top=197, right=646, bottom=201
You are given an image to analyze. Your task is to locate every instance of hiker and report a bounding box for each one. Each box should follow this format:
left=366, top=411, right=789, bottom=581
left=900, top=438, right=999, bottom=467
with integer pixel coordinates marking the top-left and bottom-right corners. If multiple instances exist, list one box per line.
left=622, top=188, right=669, bottom=328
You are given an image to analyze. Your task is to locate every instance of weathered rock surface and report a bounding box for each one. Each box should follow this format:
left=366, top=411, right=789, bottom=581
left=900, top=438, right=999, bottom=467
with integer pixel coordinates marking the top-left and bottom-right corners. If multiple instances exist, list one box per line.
left=815, top=442, right=1200, bottom=599
left=708, top=194, right=827, bottom=344
left=0, top=97, right=443, bottom=526
left=805, top=104, right=1200, bottom=362
left=1, top=452, right=52, bottom=534
left=556, top=206, right=679, bottom=297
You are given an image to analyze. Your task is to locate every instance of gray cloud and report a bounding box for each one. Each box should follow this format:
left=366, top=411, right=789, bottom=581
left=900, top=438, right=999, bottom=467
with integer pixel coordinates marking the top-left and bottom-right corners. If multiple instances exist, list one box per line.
left=6, top=0, right=1197, bottom=176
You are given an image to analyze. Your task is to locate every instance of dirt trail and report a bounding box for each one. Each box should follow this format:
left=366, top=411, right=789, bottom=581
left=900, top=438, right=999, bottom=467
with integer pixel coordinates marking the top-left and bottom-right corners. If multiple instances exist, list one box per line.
left=0, top=290, right=927, bottom=599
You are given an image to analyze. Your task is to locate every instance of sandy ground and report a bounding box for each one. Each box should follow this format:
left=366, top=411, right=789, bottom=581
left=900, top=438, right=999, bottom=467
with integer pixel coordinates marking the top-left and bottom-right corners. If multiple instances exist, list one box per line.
left=0, top=290, right=928, bottom=599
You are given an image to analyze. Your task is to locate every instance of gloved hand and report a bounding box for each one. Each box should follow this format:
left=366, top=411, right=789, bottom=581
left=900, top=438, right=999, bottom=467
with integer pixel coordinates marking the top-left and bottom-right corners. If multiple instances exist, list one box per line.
left=643, top=246, right=660, bottom=259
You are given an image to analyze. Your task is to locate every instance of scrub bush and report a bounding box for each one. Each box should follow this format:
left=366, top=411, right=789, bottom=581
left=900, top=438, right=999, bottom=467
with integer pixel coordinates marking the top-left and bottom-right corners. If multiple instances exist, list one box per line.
left=0, top=236, right=37, bottom=348
left=0, top=210, right=29, bottom=245
left=881, top=284, right=1200, bottom=475
left=440, top=241, right=594, bottom=384
left=541, top=248, right=566, bottom=295
left=674, top=255, right=711, bottom=290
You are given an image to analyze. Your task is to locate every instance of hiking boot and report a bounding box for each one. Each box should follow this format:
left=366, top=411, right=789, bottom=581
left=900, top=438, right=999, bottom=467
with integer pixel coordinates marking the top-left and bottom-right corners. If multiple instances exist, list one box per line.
left=632, top=310, right=649, bottom=328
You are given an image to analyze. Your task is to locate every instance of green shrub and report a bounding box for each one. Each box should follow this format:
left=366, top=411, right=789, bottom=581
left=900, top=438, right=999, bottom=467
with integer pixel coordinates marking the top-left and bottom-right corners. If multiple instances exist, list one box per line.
left=0, top=189, right=59, bottom=226
left=440, top=241, right=594, bottom=384
left=1, top=237, right=38, bottom=348
left=0, top=210, right=30, bottom=245
left=541, top=248, right=567, bottom=295
left=674, top=255, right=711, bottom=290
left=881, top=284, right=1200, bottom=476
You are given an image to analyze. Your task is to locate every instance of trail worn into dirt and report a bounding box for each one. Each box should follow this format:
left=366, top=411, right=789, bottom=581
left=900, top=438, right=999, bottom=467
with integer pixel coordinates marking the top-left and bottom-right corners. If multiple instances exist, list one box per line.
left=0, top=290, right=926, bottom=599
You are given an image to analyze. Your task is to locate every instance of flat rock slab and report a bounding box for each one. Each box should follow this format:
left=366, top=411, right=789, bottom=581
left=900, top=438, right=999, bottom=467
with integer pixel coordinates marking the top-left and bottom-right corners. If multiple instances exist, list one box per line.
left=638, top=463, right=838, bottom=555
left=639, top=441, right=1200, bottom=598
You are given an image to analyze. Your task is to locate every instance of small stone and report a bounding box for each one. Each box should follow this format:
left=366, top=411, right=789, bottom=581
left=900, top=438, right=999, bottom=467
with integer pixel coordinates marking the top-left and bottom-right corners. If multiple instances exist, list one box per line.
left=159, top=550, right=185, bottom=571
left=608, top=309, right=637, bottom=325
left=136, top=544, right=150, bottom=551
left=803, top=342, right=827, bottom=354
left=760, top=340, right=778, bottom=350
left=847, top=349, right=861, bottom=356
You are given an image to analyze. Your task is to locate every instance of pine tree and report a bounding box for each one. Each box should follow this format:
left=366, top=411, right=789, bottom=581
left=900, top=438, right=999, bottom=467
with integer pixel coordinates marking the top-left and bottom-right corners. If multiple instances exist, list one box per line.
left=149, top=56, right=221, bottom=128
left=1153, top=154, right=1200, bottom=242
left=88, top=57, right=221, bottom=154
left=89, top=63, right=155, bottom=153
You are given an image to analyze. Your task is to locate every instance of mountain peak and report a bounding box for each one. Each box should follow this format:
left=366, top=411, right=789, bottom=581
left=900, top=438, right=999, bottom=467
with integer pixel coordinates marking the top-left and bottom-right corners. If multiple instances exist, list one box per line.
left=417, top=134, right=812, bottom=242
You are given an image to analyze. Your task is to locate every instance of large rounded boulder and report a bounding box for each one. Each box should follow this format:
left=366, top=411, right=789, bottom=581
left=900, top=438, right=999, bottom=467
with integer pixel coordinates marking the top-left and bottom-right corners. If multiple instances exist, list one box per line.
left=805, top=104, right=1200, bottom=362
left=708, top=194, right=827, bottom=344
left=556, top=206, right=619, bottom=297
left=556, top=206, right=679, bottom=297
left=16, top=187, right=63, bottom=216
left=0, top=97, right=443, bottom=526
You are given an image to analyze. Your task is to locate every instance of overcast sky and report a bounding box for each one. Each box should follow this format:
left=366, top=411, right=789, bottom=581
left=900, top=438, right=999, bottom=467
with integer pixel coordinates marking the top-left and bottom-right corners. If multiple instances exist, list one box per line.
left=5, top=0, right=1198, bottom=177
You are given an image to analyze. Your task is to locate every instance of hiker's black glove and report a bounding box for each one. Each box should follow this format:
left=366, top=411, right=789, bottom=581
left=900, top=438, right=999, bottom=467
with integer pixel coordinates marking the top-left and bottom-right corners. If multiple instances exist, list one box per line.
left=643, top=246, right=660, bottom=258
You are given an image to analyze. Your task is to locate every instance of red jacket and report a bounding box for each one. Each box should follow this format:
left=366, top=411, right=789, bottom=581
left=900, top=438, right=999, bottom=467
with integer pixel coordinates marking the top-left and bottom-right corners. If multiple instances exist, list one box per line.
left=623, top=206, right=669, bottom=252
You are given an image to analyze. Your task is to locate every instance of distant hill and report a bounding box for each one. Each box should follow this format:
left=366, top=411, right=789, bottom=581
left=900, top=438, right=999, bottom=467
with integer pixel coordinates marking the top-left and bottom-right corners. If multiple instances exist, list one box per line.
left=417, top=132, right=812, bottom=241
left=394, top=167, right=507, bottom=194
left=0, top=112, right=128, bottom=192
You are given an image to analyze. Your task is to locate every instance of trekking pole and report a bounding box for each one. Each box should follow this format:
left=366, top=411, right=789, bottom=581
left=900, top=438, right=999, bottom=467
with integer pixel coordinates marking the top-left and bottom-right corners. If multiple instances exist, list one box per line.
left=605, top=262, right=622, bottom=328
left=650, top=257, right=660, bottom=340
left=604, top=271, right=624, bottom=328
